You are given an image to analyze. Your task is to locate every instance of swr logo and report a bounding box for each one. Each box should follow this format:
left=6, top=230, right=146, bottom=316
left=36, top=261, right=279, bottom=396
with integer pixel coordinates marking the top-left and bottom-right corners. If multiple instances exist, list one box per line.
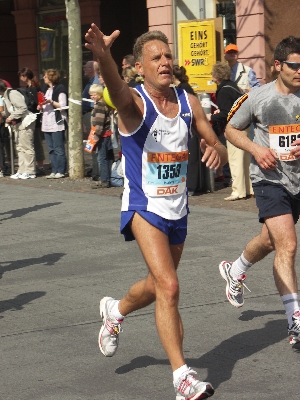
left=157, top=185, right=179, bottom=195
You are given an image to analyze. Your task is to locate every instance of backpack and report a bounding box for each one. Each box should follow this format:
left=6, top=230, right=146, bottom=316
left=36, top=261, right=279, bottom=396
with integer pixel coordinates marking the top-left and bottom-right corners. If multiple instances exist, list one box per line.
left=7, top=88, right=38, bottom=113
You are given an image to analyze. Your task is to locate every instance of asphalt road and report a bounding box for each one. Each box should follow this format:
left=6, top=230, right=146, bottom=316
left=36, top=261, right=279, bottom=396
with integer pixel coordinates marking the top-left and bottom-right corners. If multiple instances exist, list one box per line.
left=0, top=182, right=299, bottom=399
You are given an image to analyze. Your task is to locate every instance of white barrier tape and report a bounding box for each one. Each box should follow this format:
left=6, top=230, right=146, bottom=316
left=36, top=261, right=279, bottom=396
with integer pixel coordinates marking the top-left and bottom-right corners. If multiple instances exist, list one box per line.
left=69, top=97, right=94, bottom=105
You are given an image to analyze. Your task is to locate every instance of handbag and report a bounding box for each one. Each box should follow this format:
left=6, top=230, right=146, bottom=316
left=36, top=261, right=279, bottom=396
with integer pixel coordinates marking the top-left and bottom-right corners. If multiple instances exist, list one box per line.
left=84, top=126, right=99, bottom=153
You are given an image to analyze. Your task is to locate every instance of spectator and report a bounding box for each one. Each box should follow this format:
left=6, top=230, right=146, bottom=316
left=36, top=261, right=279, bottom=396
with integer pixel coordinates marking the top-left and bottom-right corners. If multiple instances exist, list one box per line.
left=18, top=67, right=45, bottom=175
left=207, top=62, right=254, bottom=200
left=121, top=66, right=142, bottom=88
left=224, top=45, right=259, bottom=199
left=38, top=69, right=68, bottom=179
left=0, top=79, right=12, bottom=88
left=0, top=79, right=36, bottom=179
left=173, top=65, right=196, bottom=95
left=89, top=84, right=114, bottom=188
left=82, top=61, right=100, bottom=132
left=121, top=54, right=135, bottom=69
left=59, top=70, right=69, bottom=93
left=173, top=65, right=199, bottom=196
left=82, top=61, right=100, bottom=179
left=224, top=43, right=260, bottom=92
left=0, top=94, right=6, bottom=176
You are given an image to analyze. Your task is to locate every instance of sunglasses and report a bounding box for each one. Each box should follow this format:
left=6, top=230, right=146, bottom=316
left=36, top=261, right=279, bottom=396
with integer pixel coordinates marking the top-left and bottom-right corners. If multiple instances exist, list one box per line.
left=282, top=61, right=300, bottom=71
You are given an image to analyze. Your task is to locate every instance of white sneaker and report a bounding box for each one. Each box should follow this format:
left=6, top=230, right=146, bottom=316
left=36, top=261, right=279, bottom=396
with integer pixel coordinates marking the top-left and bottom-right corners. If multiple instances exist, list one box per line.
left=19, top=173, right=36, bottom=179
left=98, top=297, right=123, bottom=357
left=53, top=173, right=65, bottom=179
left=46, top=173, right=56, bottom=179
left=10, top=172, right=21, bottom=179
left=174, top=368, right=214, bottom=399
left=0, top=171, right=4, bottom=178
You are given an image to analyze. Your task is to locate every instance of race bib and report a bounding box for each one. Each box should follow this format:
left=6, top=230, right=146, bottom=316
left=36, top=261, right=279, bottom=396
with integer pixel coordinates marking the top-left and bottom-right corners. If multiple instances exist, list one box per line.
left=269, top=124, right=300, bottom=161
left=144, top=150, right=188, bottom=197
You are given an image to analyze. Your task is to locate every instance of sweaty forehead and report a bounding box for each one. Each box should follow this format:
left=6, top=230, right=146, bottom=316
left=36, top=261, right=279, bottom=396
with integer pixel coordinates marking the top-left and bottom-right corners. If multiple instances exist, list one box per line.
left=143, top=40, right=171, bottom=55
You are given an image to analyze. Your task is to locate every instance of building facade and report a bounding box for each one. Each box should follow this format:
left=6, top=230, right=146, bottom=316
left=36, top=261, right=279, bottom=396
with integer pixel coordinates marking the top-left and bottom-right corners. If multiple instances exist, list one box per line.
left=0, top=0, right=299, bottom=88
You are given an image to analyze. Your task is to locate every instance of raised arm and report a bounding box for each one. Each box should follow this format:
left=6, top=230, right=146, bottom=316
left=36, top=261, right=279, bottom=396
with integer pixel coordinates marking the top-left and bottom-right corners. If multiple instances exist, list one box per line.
left=189, top=94, right=227, bottom=170
left=85, top=24, right=142, bottom=133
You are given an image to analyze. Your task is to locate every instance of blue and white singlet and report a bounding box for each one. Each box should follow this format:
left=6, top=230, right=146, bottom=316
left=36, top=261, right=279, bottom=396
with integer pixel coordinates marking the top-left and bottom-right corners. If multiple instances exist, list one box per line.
left=119, top=84, right=193, bottom=220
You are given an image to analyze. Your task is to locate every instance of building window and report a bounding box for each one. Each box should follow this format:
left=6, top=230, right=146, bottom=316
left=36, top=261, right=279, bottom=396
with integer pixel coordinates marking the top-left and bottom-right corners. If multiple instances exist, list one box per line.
left=37, top=11, right=68, bottom=79
left=216, top=0, right=236, bottom=48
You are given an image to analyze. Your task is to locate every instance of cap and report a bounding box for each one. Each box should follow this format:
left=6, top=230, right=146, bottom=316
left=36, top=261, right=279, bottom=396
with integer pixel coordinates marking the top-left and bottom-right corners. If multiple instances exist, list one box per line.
left=224, top=44, right=238, bottom=53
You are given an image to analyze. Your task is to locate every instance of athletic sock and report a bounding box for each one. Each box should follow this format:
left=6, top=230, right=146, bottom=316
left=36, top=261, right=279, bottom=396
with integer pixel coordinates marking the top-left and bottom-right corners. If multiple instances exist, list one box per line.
left=110, top=300, right=125, bottom=321
left=230, top=252, right=253, bottom=279
left=173, top=364, right=189, bottom=385
left=281, top=293, right=300, bottom=327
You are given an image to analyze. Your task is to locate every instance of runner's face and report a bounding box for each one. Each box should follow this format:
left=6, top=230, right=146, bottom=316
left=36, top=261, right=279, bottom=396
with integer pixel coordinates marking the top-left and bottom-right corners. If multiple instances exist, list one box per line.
left=137, top=40, right=173, bottom=88
left=277, top=53, right=300, bottom=90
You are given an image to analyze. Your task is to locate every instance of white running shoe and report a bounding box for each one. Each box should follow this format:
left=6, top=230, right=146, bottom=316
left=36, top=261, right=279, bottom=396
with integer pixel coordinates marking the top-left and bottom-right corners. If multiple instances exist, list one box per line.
left=219, top=261, right=251, bottom=308
left=46, top=173, right=56, bottom=179
left=10, top=172, right=21, bottom=179
left=174, top=368, right=214, bottom=399
left=53, top=173, right=65, bottom=179
left=19, top=173, right=36, bottom=179
left=98, top=297, right=123, bottom=357
left=288, top=310, right=300, bottom=348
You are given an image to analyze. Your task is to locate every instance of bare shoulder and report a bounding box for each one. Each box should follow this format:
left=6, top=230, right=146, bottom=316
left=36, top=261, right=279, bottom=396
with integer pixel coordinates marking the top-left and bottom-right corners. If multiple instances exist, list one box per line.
left=118, top=87, right=144, bottom=134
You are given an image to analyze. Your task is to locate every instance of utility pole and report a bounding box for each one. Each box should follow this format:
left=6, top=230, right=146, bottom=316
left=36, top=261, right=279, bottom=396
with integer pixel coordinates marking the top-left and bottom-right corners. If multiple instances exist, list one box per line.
left=199, top=0, right=206, bottom=19
left=65, top=0, right=84, bottom=178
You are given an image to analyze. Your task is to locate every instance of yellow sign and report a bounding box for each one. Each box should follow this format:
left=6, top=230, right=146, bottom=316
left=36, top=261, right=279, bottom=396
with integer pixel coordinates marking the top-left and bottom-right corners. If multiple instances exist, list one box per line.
left=178, top=20, right=217, bottom=92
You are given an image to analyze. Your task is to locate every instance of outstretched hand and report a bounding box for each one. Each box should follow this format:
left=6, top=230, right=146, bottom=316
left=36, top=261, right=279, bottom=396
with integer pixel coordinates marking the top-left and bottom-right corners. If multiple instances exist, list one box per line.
left=200, top=138, right=221, bottom=170
left=85, top=23, right=120, bottom=58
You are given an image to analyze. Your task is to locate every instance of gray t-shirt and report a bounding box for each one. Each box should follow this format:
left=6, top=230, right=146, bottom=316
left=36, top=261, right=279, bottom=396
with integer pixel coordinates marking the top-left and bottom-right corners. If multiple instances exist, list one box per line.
left=229, top=81, right=300, bottom=195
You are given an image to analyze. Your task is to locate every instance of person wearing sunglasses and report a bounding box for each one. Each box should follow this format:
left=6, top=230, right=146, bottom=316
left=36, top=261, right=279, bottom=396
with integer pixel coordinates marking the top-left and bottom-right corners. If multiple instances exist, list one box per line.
left=219, top=36, right=300, bottom=350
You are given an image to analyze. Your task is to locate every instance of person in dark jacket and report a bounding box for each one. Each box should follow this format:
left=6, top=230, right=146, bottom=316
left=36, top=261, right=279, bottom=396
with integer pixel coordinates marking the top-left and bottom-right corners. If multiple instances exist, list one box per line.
left=173, top=65, right=195, bottom=95
left=207, top=62, right=254, bottom=200
left=19, top=67, right=45, bottom=175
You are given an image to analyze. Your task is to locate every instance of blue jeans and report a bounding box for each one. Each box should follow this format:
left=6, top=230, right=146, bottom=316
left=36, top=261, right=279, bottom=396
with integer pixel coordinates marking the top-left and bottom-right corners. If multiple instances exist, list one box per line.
left=44, top=131, right=67, bottom=174
left=97, top=136, right=114, bottom=182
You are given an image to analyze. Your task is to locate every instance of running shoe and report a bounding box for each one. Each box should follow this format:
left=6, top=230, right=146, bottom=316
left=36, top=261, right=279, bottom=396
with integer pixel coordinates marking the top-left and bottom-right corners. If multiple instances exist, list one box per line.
left=98, top=297, right=123, bottom=357
left=174, top=368, right=214, bottom=399
left=219, top=261, right=250, bottom=308
left=288, top=310, right=300, bottom=347
left=19, top=173, right=36, bottom=179
left=10, top=172, right=21, bottom=179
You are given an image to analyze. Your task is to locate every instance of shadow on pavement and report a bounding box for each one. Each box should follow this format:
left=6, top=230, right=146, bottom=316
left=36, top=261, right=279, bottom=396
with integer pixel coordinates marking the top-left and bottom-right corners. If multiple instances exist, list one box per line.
left=0, top=202, right=62, bottom=222
left=0, top=252, right=66, bottom=279
left=239, top=309, right=285, bottom=321
left=0, top=291, right=46, bottom=316
left=115, top=319, right=287, bottom=389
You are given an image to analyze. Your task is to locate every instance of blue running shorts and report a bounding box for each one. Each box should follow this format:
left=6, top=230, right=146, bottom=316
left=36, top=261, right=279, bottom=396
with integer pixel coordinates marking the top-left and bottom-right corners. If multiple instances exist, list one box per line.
left=252, top=180, right=300, bottom=224
left=120, top=210, right=188, bottom=244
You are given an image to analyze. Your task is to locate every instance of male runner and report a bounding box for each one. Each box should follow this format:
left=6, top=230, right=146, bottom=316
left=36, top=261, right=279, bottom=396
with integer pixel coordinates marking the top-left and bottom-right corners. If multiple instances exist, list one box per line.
left=219, top=36, right=300, bottom=349
left=85, top=24, right=227, bottom=399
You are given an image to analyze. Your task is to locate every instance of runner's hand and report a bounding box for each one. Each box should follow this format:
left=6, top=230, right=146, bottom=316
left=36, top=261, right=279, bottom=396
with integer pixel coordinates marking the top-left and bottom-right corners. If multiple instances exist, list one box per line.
left=253, top=145, right=278, bottom=170
left=290, top=138, right=300, bottom=158
left=200, top=138, right=221, bottom=170
left=85, top=24, right=120, bottom=58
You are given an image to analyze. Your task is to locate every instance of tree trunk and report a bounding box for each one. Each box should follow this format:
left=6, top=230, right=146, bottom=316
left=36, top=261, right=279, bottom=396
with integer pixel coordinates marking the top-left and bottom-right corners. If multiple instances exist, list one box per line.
left=65, top=0, right=84, bottom=178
